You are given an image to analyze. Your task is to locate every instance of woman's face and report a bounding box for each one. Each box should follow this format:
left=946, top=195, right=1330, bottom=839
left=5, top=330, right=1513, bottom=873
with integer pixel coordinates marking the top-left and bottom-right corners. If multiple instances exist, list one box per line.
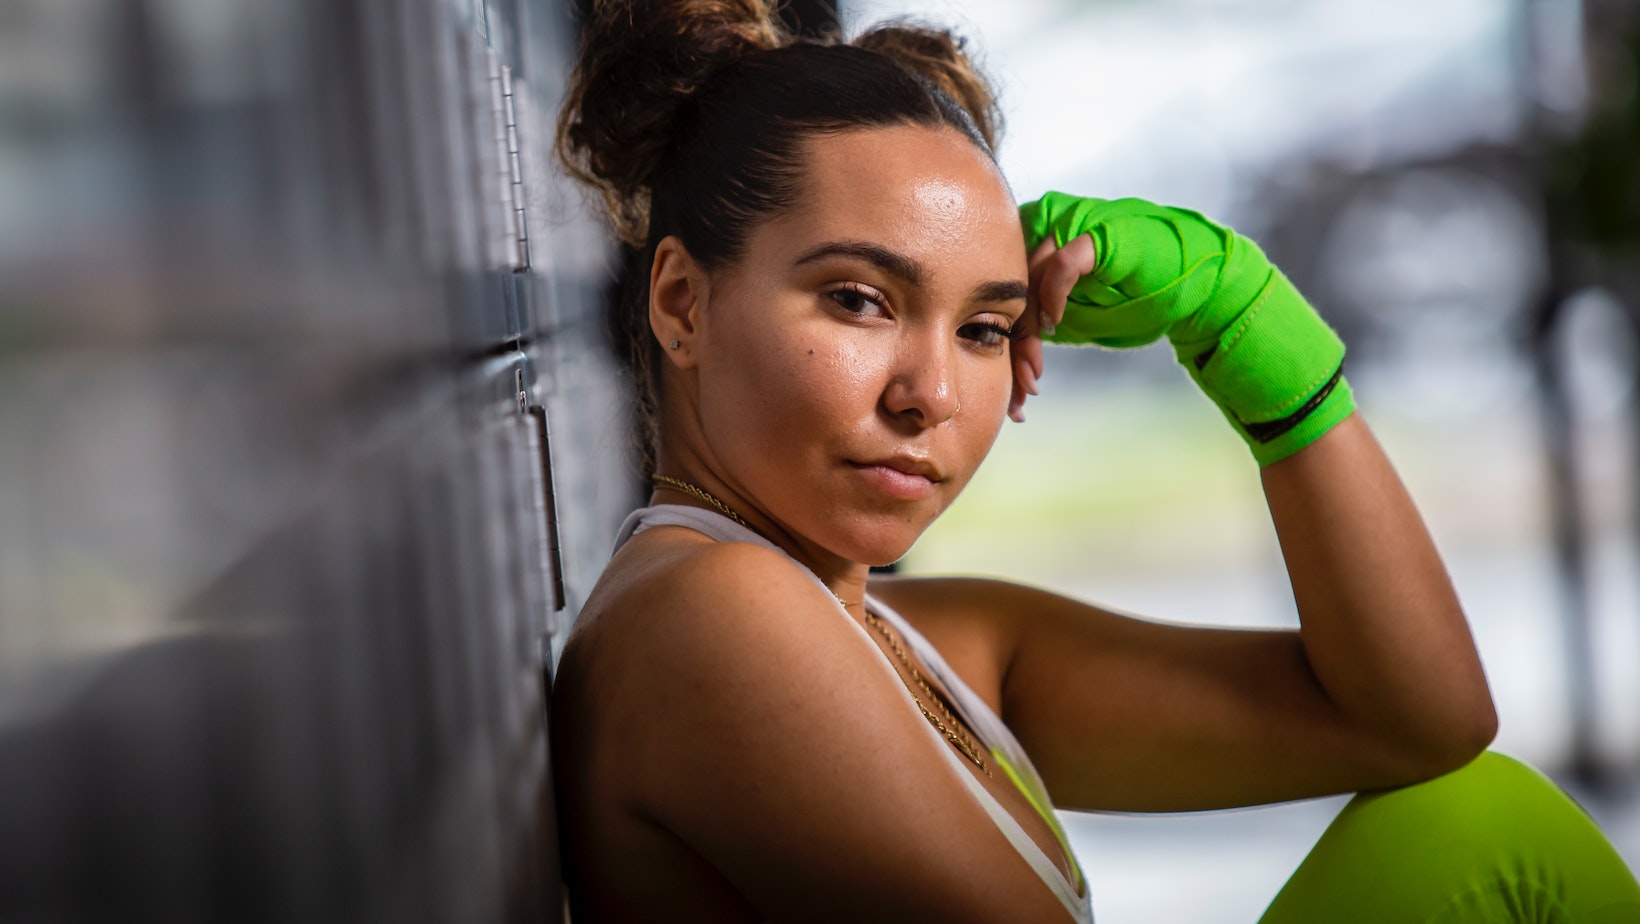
left=681, top=124, right=1027, bottom=566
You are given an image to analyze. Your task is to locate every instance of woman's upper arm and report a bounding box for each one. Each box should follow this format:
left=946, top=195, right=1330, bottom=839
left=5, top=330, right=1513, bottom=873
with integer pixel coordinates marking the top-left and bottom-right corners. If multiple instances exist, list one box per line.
left=1000, top=579, right=1374, bottom=812
left=883, top=576, right=1436, bottom=814
left=618, top=544, right=1073, bottom=924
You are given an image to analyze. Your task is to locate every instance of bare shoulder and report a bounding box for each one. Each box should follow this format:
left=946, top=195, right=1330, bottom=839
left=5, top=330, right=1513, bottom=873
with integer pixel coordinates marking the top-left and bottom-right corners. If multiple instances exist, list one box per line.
left=552, top=530, right=892, bottom=919
left=555, top=529, right=876, bottom=783
left=570, top=528, right=853, bottom=673
left=554, top=535, right=1078, bottom=921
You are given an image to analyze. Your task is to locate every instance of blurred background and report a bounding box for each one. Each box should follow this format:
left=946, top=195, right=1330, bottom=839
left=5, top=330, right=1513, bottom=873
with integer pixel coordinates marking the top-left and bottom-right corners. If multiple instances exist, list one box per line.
left=0, top=0, right=1634, bottom=921
left=0, top=1, right=628, bottom=920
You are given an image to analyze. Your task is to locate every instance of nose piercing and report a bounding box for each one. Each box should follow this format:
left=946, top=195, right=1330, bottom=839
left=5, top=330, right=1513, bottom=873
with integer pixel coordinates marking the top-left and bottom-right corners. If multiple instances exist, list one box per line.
left=668, top=339, right=680, bottom=350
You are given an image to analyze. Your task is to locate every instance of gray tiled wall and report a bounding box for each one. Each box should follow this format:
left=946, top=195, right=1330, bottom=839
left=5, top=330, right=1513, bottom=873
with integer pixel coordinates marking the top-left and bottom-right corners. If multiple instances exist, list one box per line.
left=0, top=1, right=634, bottom=920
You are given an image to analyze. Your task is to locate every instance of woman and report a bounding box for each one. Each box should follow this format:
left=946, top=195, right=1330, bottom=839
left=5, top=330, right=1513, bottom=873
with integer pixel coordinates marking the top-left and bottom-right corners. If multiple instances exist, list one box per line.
left=549, top=1, right=1640, bottom=920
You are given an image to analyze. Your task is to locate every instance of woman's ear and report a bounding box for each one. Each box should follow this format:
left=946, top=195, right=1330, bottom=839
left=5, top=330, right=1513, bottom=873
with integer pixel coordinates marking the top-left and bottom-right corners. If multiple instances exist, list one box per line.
left=649, top=236, right=709, bottom=370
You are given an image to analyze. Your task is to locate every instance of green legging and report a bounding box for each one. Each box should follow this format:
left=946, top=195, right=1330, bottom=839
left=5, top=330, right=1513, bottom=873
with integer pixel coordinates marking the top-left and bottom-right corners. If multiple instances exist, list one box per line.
left=1259, top=752, right=1640, bottom=922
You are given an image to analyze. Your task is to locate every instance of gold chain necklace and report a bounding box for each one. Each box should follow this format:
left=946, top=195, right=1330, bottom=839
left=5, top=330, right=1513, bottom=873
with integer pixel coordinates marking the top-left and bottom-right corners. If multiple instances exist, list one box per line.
left=648, top=473, right=989, bottom=777
left=864, top=609, right=992, bottom=777
left=651, top=473, right=751, bottom=529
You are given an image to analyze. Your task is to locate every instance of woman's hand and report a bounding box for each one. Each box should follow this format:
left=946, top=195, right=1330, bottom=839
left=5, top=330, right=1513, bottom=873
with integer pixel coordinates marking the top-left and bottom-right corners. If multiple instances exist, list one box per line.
left=1012, top=192, right=1353, bottom=466
left=1008, top=233, right=1093, bottom=422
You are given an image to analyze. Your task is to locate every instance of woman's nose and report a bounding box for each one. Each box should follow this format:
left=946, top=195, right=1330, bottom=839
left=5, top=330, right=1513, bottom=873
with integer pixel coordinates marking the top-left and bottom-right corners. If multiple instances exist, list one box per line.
left=881, top=337, right=959, bottom=429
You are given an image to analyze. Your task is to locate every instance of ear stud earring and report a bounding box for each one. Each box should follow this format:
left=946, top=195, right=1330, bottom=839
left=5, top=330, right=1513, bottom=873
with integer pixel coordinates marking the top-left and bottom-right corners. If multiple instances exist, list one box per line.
left=668, top=339, right=680, bottom=350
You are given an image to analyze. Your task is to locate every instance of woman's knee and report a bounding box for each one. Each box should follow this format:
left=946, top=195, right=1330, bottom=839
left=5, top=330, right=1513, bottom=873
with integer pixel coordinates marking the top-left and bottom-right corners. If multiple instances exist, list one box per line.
left=1344, top=750, right=1586, bottom=839
left=1264, top=750, right=1639, bottom=922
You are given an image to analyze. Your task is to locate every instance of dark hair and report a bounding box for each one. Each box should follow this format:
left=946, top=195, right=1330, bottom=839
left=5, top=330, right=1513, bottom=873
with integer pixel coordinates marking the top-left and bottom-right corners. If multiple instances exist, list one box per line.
left=556, top=0, right=1003, bottom=474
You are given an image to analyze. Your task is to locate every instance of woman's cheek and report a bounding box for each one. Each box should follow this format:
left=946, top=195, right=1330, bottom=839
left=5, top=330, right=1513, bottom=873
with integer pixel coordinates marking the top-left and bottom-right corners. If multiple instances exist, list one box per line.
left=823, top=338, right=891, bottom=407
left=724, top=334, right=851, bottom=449
left=961, top=348, right=1013, bottom=414
left=952, top=359, right=1012, bottom=461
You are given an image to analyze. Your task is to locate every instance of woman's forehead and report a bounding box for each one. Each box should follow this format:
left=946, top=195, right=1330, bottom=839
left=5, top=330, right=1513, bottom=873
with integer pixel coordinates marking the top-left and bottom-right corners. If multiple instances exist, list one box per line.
left=762, top=125, right=1023, bottom=272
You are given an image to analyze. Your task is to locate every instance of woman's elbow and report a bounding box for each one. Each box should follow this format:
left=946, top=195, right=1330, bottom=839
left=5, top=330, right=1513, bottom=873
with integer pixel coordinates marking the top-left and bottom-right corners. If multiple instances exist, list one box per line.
left=1448, top=696, right=1500, bottom=768
left=1394, top=693, right=1500, bottom=783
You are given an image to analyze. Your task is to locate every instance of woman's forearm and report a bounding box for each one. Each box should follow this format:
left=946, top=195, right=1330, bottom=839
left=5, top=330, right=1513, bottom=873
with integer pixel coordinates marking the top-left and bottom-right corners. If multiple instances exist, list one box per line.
left=1260, top=411, right=1497, bottom=778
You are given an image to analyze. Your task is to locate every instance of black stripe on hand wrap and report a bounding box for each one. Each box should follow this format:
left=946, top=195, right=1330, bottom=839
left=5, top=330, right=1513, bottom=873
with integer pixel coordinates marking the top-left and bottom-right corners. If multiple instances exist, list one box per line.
left=1238, top=363, right=1345, bottom=444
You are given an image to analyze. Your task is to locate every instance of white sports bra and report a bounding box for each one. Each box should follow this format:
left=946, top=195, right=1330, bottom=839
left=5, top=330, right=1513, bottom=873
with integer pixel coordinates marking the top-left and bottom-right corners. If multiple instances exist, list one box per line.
left=611, top=504, right=1094, bottom=923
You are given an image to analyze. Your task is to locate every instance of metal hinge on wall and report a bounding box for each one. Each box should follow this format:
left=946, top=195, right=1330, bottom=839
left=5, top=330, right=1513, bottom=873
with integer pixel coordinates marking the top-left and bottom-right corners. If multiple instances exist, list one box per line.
left=487, top=51, right=530, bottom=273
left=517, top=369, right=565, bottom=616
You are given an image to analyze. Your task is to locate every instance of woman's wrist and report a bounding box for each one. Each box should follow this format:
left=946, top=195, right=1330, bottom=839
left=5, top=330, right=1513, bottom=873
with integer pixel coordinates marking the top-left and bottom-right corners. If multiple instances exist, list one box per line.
left=1171, top=265, right=1354, bottom=466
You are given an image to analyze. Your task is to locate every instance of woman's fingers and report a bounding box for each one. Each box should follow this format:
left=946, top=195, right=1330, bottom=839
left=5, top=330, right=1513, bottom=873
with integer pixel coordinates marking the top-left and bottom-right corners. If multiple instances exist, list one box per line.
left=1010, top=233, right=1095, bottom=422
left=1036, top=234, right=1095, bottom=334
left=1010, top=240, right=1053, bottom=421
left=1021, top=236, right=1061, bottom=375
left=1013, top=340, right=1040, bottom=392
left=1026, top=237, right=1061, bottom=338
left=1008, top=321, right=1040, bottom=424
left=1009, top=233, right=1096, bottom=422
left=1008, top=349, right=1033, bottom=421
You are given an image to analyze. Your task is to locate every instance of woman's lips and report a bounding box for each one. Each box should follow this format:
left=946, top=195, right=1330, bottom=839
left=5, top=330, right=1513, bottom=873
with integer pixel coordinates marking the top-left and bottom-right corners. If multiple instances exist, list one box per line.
left=847, top=461, right=938, bottom=500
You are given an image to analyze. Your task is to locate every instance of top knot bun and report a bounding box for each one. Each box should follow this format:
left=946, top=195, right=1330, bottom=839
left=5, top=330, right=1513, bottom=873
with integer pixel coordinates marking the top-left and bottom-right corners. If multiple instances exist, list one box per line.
left=851, top=22, right=1002, bottom=153
left=557, top=3, right=1004, bottom=248
left=555, top=0, right=790, bottom=247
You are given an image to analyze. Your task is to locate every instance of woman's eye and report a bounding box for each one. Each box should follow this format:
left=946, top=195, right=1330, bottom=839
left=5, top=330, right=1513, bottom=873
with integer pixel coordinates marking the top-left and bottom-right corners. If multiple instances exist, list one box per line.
left=829, top=284, right=886, bottom=316
left=961, top=321, right=1015, bottom=348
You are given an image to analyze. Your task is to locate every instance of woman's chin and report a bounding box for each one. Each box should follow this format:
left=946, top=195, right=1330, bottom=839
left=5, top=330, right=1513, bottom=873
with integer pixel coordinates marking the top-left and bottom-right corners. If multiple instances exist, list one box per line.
left=780, top=490, right=945, bottom=569
left=833, top=522, right=927, bottom=569
left=859, top=549, right=912, bottom=569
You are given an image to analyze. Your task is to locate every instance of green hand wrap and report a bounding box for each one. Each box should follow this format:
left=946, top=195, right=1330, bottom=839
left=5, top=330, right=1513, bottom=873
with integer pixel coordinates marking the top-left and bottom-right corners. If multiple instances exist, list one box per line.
left=1019, top=191, right=1356, bottom=466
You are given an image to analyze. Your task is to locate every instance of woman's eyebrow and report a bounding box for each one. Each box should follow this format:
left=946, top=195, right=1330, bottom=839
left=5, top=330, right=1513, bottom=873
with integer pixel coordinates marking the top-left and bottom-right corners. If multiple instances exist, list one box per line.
left=972, top=280, right=1029, bottom=304
left=794, top=240, right=925, bottom=285
left=792, top=240, right=1027, bottom=303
